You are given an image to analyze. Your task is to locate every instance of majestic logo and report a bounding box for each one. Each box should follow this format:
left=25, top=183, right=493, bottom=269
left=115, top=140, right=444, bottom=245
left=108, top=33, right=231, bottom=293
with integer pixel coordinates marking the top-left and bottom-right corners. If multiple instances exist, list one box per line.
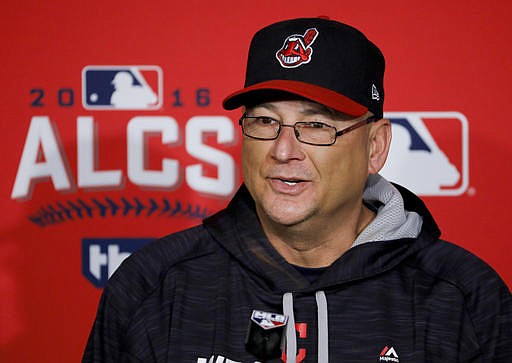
left=380, top=112, right=469, bottom=196
left=379, top=346, right=399, bottom=362
left=82, top=238, right=153, bottom=287
left=196, top=356, right=257, bottom=363
left=82, top=65, right=163, bottom=110
left=276, top=28, right=319, bottom=68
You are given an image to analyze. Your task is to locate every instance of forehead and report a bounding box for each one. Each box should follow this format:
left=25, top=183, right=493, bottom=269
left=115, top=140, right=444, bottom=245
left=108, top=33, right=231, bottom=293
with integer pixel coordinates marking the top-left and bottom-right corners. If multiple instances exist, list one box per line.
left=245, top=99, right=354, bottom=121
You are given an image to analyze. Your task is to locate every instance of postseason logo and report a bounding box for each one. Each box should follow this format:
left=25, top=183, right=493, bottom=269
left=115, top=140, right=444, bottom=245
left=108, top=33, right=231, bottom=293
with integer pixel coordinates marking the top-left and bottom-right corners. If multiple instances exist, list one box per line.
left=250, top=310, right=288, bottom=329
left=380, top=112, right=469, bottom=196
left=82, top=65, right=163, bottom=110
left=14, top=64, right=236, bottom=202
left=17, top=64, right=235, bottom=288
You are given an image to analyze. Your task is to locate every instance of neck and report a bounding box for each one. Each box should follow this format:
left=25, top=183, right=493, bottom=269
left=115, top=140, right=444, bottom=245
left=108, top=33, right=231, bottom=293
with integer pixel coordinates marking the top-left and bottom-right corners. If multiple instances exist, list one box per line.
left=259, top=203, right=376, bottom=268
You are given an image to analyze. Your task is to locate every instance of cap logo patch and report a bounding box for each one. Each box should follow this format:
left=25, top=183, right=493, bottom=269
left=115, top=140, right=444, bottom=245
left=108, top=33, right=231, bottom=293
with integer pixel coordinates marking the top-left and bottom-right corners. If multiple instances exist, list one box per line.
left=372, top=84, right=380, bottom=101
left=276, top=28, right=319, bottom=68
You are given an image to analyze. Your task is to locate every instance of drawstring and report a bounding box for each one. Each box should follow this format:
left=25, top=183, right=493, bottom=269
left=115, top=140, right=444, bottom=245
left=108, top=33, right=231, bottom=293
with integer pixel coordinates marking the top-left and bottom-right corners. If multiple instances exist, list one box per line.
left=282, top=291, right=329, bottom=363
left=316, top=291, right=329, bottom=363
left=283, top=293, right=297, bottom=363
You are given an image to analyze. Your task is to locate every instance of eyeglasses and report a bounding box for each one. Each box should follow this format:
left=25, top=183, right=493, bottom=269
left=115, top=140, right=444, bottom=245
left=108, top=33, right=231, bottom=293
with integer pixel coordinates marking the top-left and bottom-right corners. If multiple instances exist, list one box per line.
left=239, top=113, right=376, bottom=146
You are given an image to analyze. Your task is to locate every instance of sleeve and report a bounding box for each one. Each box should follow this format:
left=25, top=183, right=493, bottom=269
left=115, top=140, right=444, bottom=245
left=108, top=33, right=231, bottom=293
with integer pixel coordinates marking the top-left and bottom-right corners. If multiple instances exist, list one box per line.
left=411, top=239, right=512, bottom=361
left=81, top=228, right=209, bottom=362
left=82, top=290, right=127, bottom=363
left=82, top=269, right=149, bottom=363
left=81, top=240, right=164, bottom=363
left=496, top=285, right=512, bottom=360
left=465, top=267, right=512, bottom=362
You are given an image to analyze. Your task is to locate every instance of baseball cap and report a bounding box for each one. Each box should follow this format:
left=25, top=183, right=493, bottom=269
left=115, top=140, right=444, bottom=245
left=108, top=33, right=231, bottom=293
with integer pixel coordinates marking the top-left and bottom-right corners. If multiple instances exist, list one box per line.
left=223, top=17, right=385, bottom=119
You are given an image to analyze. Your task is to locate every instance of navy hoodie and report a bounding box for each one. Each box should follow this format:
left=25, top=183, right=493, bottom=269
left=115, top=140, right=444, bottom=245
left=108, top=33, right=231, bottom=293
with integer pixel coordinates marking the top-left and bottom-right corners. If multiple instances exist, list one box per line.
left=83, top=176, right=512, bottom=362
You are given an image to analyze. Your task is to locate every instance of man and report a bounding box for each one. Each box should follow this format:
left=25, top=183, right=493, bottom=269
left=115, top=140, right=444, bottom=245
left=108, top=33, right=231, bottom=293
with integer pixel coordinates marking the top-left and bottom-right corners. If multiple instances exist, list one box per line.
left=83, top=17, right=512, bottom=362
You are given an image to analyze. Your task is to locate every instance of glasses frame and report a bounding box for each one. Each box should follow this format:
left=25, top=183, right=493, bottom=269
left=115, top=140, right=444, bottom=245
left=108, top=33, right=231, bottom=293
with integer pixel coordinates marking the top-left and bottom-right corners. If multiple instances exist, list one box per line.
left=238, top=113, right=377, bottom=146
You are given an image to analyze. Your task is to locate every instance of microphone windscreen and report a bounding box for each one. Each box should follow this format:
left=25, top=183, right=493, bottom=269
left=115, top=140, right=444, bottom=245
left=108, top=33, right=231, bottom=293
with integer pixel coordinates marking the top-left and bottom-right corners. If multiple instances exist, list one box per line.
left=245, top=310, right=288, bottom=360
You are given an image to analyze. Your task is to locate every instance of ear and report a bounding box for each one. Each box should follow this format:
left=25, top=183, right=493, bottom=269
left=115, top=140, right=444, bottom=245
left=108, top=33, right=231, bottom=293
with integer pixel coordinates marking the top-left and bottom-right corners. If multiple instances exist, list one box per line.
left=368, top=118, right=392, bottom=174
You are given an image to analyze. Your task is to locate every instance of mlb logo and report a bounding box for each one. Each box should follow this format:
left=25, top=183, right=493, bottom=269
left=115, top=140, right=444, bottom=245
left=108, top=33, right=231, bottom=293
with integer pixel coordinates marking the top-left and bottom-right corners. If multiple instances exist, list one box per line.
left=380, top=112, right=469, bottom=196
left=82, top=65, right=163, bottom=110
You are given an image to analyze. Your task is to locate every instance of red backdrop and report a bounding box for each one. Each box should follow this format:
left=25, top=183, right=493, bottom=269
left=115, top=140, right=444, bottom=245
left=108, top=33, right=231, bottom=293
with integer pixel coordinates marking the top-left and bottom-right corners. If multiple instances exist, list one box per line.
left=1, top=1, right=511, bottom=362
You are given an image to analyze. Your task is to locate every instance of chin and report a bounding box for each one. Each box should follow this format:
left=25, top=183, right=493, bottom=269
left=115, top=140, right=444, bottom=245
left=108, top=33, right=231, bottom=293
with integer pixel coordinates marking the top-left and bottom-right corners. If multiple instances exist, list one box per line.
left=261, top=203, right=312, bottom=227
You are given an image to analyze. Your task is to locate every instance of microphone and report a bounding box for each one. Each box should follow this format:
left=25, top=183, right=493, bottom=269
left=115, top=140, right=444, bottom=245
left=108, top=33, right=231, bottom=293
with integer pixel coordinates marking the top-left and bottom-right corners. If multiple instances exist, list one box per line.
left=245, top=310, right=288, bottom=361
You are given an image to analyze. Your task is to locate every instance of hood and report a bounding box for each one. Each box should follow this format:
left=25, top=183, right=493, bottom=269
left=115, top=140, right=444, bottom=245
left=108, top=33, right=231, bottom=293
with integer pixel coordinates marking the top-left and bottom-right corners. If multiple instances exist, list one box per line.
left=203, top=174, right=441, bottom=362
left=203, top=174, right=441, bottom=294
left=354, top=173, right=424, bottom=247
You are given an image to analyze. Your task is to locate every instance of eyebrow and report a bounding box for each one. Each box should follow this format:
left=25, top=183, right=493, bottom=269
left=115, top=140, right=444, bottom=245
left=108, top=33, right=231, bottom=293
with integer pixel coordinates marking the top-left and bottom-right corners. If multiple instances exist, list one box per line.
left=247, top=102, right=354, bottom=121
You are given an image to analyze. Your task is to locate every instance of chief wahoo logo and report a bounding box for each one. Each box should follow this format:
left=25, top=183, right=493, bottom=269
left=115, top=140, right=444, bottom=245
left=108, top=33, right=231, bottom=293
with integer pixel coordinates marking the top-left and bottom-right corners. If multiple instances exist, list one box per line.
left=276, top=28, right=319, bottom=68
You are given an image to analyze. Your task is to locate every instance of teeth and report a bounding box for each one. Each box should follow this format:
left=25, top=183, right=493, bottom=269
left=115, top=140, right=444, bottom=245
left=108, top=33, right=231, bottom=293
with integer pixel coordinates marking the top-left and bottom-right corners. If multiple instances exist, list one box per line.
left=281, top=55, right=300, bottom=64
left=283, top=180, right=297, bottom=186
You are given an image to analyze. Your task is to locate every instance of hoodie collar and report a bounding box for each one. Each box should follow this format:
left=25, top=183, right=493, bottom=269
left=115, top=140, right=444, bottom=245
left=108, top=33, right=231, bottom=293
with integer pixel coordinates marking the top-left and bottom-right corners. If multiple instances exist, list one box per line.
left=353, top=174, right=424, bottom=247
left=203, top=177, right=441, bottom=292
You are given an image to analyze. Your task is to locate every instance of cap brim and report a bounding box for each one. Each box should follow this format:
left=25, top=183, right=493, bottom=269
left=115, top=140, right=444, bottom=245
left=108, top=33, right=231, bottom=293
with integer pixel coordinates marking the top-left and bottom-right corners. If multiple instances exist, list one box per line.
left=222, top=80, right=368, bottom=117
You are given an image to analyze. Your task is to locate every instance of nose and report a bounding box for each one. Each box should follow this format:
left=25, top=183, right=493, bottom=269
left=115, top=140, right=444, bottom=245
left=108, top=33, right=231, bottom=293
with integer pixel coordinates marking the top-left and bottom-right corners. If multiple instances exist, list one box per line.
left=270, top=124, right=305, bottom=162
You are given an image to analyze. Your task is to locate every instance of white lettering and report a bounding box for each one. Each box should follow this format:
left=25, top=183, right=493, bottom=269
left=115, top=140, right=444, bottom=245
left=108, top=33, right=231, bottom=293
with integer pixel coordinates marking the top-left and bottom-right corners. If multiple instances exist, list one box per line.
left=77, top=117, right=122, bottom=188
left=89, top=245, right=107, bottom=280
left=197, top=356, right=260, bottom=363
left=127, top=116, right=179, bottom=187
left=11, top=115, right=238, bottom=199
left=88, top=244, right=130, bottom=281
left=186, top=116, right=235, bottom=196
left=107, top=245, right=130, bottom=278
left=11, top=116, right=72, bottom=199
left=379, top=357, right=399, bottom=362
left=253, top=310, right=286, bottom=322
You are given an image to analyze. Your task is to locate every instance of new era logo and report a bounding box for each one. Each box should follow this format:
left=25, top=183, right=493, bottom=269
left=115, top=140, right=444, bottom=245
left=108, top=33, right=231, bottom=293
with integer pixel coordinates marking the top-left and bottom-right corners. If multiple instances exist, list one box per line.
left=372, top=84, right=380, bottom=101
left=82, top=65, right=163, bottom=110
left=380, top=112, right=469, bottom=196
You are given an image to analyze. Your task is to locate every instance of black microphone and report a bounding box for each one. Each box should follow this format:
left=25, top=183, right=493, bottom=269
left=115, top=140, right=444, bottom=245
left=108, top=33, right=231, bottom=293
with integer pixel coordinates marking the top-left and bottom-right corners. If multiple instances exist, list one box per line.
left=245, top=310, right=288, bottom=361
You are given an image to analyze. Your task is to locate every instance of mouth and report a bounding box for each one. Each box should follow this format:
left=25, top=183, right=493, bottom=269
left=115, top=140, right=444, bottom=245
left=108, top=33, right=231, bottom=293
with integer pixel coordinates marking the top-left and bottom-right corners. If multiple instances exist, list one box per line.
left=279, top=54, right=301, bottom=66
left=280, top=178, right=303, bottom=186
left=269, top=177, right=309, bottom=194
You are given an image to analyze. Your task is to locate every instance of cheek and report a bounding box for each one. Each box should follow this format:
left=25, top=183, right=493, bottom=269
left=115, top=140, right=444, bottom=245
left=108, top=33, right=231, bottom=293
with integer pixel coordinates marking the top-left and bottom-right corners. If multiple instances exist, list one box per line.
left=318, top=140, right=370, bottom=188
left=241, top=141, right=265, bottom=183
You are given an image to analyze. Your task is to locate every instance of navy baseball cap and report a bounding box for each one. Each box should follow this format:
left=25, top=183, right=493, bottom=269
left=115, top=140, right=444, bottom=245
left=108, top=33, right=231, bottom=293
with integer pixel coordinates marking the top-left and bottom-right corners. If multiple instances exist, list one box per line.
left=223, top=17, right=385, bottom=119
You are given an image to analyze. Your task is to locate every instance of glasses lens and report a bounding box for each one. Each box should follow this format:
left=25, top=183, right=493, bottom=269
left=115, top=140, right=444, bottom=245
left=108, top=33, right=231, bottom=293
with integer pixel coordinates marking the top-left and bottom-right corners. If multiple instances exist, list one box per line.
left=242, top=116, right=279, bottom=139
left=295, top=122, right=336, bottom=145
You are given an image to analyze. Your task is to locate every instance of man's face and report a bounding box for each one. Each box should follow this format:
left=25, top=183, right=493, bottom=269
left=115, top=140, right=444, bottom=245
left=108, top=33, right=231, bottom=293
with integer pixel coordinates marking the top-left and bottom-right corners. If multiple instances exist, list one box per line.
left=242, top=99, right=375, bottom=230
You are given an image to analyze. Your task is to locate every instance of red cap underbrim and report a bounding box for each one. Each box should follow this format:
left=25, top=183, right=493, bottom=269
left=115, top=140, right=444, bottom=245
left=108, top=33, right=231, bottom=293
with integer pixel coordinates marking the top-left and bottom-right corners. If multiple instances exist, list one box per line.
left=222, top=80, right=368, bottom=117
